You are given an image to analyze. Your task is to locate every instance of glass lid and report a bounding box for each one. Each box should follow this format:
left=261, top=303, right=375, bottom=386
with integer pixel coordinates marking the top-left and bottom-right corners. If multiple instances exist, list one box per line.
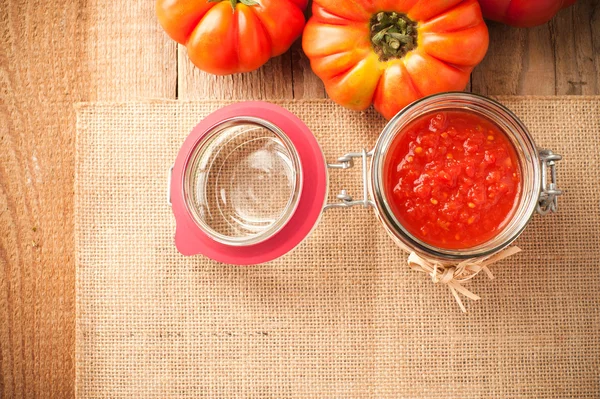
left=170, top=102, right=328, bottom=264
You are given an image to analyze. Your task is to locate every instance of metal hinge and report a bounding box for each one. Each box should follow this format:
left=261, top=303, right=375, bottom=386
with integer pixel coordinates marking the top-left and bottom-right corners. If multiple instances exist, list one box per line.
left=537, top=149, right=562, bottom=215
left=324, top=149, right=375, bottom=210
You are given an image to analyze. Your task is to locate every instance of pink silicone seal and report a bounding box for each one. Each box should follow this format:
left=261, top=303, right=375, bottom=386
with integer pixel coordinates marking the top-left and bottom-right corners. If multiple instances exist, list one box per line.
left=170, top=102, right=327, bottom=265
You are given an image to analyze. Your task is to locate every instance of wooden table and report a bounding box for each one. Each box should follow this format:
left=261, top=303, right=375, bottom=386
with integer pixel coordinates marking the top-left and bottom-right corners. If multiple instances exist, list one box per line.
left=1, top=1, right=598, bottom=397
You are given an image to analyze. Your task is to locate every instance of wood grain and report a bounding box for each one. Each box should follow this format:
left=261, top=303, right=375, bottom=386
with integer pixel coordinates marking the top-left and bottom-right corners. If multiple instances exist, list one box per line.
left=86, top=1, right=178, bottom=100
left=177, top=40, right=326, bottom=100
left=471, top=22, right=557, bottom=95
left=178, top=46, right=294, bottom=100
left=551, top=0, right=599, bottom=95
left=290, top=41, right=327, bottom=99
left=0, top=1, right=176, bottom=398
left=0, top=0, right=599, bottom=397
left=471, top=2, right=599, bottom=95
left=0, top=3, right=87, bottom=396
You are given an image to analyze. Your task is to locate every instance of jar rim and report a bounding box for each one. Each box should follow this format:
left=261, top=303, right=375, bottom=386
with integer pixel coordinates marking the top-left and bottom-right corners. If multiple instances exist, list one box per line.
left=370, top=92, right=541, bottom=261
left=182, top=116, right=304, bottom=246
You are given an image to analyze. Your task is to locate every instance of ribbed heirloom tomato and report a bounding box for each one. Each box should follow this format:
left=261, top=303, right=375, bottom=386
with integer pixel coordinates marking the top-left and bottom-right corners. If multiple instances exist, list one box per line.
left=302, top=0, right=489, bottom=119
left=156, top=0, right=307, bottom=75
left=478, top=0, right=576, bottom=27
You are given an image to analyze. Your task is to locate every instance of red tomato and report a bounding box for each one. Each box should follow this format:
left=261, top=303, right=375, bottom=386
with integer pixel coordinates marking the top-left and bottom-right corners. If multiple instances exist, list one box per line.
left=478, top=0, right=577, bottom=27
left=302, top=0, right=489, bottom=120
left=156, top=0, right=307, bottom=75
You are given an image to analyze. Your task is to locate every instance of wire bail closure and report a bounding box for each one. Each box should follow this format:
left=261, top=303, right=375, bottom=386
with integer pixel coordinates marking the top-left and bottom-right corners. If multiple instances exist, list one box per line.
left=537, top=149, right=562, bottom=215
left=325, top=149, right=375, bottom=210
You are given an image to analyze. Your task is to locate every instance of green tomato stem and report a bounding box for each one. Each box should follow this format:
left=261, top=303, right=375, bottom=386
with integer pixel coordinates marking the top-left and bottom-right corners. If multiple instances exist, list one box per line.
left=208, top=0, right=259, bottom=11
left=370, top=11, right=417, bottom=61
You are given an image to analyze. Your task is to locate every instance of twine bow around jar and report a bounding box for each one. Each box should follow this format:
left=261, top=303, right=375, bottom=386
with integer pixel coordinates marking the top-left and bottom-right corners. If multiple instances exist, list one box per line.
left=406, top=246, right=522, bottom=312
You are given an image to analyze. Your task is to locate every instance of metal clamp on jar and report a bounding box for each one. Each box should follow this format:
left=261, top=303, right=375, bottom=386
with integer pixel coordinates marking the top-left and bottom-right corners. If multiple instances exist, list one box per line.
left=168, top=93, right=562, bottom=309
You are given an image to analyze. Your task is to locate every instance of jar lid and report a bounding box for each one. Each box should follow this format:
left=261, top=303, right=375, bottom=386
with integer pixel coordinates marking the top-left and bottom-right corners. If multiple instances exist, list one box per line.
left=170, top=102, right=327, bottom=264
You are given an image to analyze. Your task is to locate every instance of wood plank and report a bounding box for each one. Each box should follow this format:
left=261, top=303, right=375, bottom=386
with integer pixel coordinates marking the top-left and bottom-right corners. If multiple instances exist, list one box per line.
left=0, top=2, right=86, bottom=396
left=471, top=21, right=556, bottom=95
left=290, top=41, right=326, bottom=99
left=87, top=0, right=178, bottom=100
left=472, top=2, right=600, bottom=96
left=551, top=0, right=599, bottom=95
left=592, top=0, right=600, bottom=92
left=0, top=1, right=176, bottom=398
left=178, top=46, right=295, bottom=100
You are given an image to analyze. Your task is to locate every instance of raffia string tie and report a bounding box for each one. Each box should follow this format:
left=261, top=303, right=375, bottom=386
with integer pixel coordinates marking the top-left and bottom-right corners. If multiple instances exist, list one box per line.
left=406, top=246, right=522, bottom=313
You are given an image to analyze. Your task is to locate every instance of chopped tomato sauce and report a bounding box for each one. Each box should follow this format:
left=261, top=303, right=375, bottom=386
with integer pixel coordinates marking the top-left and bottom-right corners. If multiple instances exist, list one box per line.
left=384, top=111, right=521, bottom=249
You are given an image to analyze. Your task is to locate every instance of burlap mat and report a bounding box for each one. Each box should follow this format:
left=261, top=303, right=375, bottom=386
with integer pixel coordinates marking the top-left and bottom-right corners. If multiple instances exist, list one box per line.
left=75, top=97, right=600, bottom=398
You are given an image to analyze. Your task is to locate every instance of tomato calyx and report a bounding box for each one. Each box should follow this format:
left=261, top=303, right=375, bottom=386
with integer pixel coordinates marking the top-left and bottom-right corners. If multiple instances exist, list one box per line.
left=208, top=0, right=258, bottom=11
left=370, top=12, right=417, bottom=61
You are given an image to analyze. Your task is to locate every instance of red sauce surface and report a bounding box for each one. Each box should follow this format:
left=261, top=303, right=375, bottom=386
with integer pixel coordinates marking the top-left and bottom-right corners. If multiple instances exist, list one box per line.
left=384, top=111, right=521, bottom=249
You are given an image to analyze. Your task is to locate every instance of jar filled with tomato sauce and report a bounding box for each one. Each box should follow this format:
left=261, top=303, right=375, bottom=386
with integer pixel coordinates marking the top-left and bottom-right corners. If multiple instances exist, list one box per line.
left=169, top=93, right=561, bottom=309
left=371, top=93, right=562, bottom=261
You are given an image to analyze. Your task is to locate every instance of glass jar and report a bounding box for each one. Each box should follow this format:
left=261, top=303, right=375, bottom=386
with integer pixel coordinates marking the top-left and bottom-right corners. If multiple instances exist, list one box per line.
left=169, top=93, right=562, bottom=266
left=370, top=92, right=562, bottom=262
